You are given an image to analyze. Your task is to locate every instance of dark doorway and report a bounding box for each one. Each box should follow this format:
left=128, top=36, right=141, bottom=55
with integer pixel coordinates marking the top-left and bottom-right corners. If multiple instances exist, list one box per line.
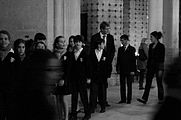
left=81, top=13, right=90, bottom=53
left=81, top=13, right=88, bottom=42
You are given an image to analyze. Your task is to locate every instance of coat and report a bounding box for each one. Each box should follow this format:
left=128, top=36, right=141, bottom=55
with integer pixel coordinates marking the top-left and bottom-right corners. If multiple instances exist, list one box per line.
left=70, top=48, right=90, bottom=90
left=147, top=42, right=165, bottom=71
left=90, top=32, right=115, bottom=77
left=89, top=49, right=109, bottom=84
left=116, top=45, right=136, bottom=75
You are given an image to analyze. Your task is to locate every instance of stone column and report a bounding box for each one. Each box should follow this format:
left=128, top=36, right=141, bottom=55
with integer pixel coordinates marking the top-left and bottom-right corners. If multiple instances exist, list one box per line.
left=47, top=0, right=80, bottom=50
left=54, top=0, right=80, bottom=42
left=148, top=0, right=163, bottom=38
left=163, top=0, right=179, bottom=64
left=54, top=0, right=65, bottom=37
left=64, top=0, right=80, bottom=40
left=47, top=0, right=54, bottom=50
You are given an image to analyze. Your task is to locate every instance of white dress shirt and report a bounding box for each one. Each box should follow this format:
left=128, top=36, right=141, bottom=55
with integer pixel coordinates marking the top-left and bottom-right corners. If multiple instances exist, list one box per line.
left=95, top=49, right=103, bottom=62
left=74, top=48, right=83, bottom=60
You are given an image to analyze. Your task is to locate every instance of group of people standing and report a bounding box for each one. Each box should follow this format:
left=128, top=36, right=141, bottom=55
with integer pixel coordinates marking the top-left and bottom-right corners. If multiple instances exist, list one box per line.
left=0, top=20, right=166, bottom=120
left=0, top=21, right=116, bottom=120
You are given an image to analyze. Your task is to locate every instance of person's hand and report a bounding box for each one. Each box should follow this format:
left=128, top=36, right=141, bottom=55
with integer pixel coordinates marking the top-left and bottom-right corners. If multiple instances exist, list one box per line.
left=87, top=78, right=91, bottom=84
left=58, top=80, right=64, bottom=86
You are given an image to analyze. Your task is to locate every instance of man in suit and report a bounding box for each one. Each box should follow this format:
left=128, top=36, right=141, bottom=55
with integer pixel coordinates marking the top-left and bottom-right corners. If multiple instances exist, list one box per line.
left=116, top=34, right=136, bottom=104
left=90, top=21, right=115, bottom=107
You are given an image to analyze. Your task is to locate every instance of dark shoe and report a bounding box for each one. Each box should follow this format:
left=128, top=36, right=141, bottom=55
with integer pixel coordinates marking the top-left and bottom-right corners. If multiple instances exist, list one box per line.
left=82, top=114, right=91, bottom=120
left=137, top=98, right=147, bottom=104
left=105, top=103, right=111, bottom=107
left=100, top=109, right=105, bottom=113
left=126, top=101, right=131, bottom=104
left=117, top=100, right=126, bottom=104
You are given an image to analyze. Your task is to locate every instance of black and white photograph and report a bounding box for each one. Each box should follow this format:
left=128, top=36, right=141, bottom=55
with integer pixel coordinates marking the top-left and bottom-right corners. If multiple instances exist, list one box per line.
left=0, top=0, right=180, bottom=120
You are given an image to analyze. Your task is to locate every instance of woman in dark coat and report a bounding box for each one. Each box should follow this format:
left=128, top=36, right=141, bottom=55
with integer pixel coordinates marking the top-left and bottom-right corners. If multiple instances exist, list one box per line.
left=137, top=31, right=165, bottom=104
left=7, top=39, right=27, bottom=120
left=52, top=36, right=72, bottom=120
left=0, top=30, right=14, bottom=120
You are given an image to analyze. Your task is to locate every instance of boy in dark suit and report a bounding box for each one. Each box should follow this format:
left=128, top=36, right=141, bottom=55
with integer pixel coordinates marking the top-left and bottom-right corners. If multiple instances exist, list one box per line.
left=116, top=34, right=136, bottom=104
left=90, top=21, right=115, bottom=107
left=69, top=35, right=91, bottom=120
left=89, top=38, right=108, bottom=113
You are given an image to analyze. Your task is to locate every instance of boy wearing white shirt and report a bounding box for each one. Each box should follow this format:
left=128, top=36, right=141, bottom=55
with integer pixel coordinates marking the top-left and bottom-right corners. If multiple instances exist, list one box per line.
left=69, top=35, right=91, bottom=120
left=89, top=38, right=109, bottom=114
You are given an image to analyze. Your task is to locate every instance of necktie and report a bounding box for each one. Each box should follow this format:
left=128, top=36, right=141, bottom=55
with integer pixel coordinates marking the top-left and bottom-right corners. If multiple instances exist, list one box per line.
left=103, top=35, right=106, bottom=49
left=123, top=46, right=126, bottom=51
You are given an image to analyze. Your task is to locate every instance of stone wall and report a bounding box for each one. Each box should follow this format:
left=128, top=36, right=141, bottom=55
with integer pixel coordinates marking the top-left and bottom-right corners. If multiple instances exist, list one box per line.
left=0, top=0, right=47, bottom=41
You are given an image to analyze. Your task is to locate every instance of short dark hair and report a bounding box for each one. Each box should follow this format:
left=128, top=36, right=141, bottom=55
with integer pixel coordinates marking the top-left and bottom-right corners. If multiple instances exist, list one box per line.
left=95, top=38, right=104, bottom=48
left=34, top=33, right=46, bottom=42
left=0, top=30, right=11, bottom=40
left=120, top=34, right=129, bottom=40
left=100, top=21, right=110, bottom=29
left=74, top=35, right=84, bottom=43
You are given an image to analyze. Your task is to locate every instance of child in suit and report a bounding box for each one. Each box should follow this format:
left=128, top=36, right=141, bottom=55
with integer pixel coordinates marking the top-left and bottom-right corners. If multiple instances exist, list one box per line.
left=69, top=35, right=91, bottom=120
left=89, top=38, right=108, bottom=113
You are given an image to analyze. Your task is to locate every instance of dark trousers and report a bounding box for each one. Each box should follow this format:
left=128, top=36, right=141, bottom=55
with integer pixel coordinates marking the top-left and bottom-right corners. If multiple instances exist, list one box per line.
left=139, top=69, right=146, bottom=88
left=71, top=84, right=89, bottom=116
left=90, top=82, right=106, bottom=111
left=142, top=69, right=164, bottom=101
left=101, top=79, right=108, bottom=105
left=119, top=74, right=133, bottom=102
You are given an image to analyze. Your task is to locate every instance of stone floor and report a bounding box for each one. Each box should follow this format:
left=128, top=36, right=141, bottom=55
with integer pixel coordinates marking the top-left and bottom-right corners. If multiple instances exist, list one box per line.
left=67, top=78, right=163, bottom=120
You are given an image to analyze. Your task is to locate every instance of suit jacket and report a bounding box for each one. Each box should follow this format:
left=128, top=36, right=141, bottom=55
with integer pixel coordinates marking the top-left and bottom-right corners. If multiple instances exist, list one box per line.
left=89, top=49, right=109, bottom=84
left=116, top=45, right=136, bottom=75
left=70, top=48, right=90, bottom=88
left=90, top=32, right=115, bottom=77
left=147, top=42, right=165, bottom=71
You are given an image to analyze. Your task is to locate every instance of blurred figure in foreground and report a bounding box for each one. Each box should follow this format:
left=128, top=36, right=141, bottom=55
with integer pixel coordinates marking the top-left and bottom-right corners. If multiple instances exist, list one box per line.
left=153, top=56, right=181, bottom=120
left=13, top=49, right=60, bottom=120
